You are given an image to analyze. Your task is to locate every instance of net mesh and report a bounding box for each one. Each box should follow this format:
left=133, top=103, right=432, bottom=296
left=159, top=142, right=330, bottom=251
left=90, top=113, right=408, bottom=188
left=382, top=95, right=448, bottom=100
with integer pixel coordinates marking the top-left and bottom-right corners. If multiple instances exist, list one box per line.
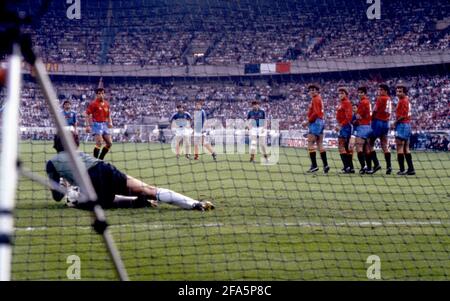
left=1, top=0, right=449, bottom=280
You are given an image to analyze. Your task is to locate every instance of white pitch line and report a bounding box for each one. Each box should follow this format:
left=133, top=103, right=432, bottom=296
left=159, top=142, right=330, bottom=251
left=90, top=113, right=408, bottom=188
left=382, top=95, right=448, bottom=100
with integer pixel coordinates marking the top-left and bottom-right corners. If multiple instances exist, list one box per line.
left=14, top=220, right=446, bottom=232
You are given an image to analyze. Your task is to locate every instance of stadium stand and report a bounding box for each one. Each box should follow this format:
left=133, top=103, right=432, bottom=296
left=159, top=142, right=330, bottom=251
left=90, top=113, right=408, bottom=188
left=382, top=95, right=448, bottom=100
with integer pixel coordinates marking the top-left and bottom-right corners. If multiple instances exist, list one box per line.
left=13, top=75, right=448, bottom=132
left=19, top=0, right=449, bottom=66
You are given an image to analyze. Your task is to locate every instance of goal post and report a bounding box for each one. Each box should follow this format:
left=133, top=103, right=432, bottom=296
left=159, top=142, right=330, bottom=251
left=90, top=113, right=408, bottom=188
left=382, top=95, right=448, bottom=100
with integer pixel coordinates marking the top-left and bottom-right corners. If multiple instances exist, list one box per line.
left=0, top=44, right=129, bottom=281
left=0, top=45, right=21, bottom=281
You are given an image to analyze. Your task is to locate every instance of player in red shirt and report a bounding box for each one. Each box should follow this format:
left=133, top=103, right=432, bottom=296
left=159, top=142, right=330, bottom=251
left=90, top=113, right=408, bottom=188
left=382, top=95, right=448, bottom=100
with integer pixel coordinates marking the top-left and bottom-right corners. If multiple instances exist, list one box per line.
left=394, top=84, right=415, bottom=175
left=335, top=87, right=354, bottom=173
left=353, top=86, right=373, bottom=174
left=303, top=84, right=329, bottom=173
left=85, top=88, right=113, bottom=160
left=367, top=84, right=392, bottom=175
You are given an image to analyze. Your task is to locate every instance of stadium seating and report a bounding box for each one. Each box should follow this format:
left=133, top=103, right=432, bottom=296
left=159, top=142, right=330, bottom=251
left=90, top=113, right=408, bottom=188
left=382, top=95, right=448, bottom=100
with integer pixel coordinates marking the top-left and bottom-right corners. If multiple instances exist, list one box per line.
left=12, top=75, right=449, bottom=134
left=21, top=0, right=449, bottom=66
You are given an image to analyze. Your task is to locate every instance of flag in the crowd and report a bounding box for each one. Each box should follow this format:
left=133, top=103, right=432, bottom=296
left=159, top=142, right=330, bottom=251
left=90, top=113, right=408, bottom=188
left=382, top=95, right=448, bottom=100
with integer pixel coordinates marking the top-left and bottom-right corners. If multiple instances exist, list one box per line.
left=245, top=62, right=291, bottom=74
left=260, top=63, right=276, bottom=74
left=244, top=64, right=261, bottom=74
left=276, top=62, right=291, bottom=73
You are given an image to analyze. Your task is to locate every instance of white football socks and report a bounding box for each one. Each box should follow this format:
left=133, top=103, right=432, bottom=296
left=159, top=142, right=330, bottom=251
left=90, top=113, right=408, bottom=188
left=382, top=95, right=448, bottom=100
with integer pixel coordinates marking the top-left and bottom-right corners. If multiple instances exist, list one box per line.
left=156, top=188, right=198, bottom=209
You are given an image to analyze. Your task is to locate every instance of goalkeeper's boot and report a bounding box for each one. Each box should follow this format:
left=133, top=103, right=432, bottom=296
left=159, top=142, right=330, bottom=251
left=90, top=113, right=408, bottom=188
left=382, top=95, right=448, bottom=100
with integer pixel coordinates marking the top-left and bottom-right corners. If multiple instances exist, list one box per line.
left=386, top=166, right=392, bottom=175
left=323, top=165, right=330, bottom=174
left=397, top=170, right=407, bottom=176
left=212, top=153, right=217, bottom=161
left=307, top=166, right=319, bottom=173
left=193, top=200, right=215, bottom=211
left=406, top=169, right=416, bottom=176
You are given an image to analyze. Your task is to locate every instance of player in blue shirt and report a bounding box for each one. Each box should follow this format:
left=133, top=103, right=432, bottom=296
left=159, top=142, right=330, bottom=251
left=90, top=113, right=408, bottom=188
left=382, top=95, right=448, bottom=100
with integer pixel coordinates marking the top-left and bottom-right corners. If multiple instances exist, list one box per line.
left=193, top=100, right=217, bottom=161
left=62, top=100, right=78, bottom=131
left=247, top=100, right=269, bottom=163
left=170, top=104, right=192, bottom=159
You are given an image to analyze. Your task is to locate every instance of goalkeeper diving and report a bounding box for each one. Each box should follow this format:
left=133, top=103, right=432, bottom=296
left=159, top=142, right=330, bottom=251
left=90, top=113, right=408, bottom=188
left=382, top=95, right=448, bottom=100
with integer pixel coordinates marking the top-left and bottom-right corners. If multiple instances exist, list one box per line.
left=46, top=133, right=214, bottom=211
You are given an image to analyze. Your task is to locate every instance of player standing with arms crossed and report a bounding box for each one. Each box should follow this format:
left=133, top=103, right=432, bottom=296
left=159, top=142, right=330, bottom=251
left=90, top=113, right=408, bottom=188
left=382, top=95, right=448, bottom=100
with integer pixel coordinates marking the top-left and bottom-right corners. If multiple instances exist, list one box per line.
left=304, top=84, right=329, bottom=173
left=335, top=87, right=354, bottom=173
left=193, top=100, right=217, bottom=161
left=85, top=88, right=113, bottom=160
left=247, top=100, right=269, bottom=163
left=367, top=84, right=392, bottom=175
left=394, top=84, right=415, bottom=175
left=353, top=87, right=373, bottom=174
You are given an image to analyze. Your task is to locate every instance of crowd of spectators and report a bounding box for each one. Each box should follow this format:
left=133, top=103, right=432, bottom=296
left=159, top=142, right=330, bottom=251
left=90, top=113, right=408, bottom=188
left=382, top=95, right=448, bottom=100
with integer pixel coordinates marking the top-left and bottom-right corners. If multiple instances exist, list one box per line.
left=21, top=0, right=449, bottom=66
left=6, top=75, right=447, bottom=135
left=422, top=134, right=450, bottom=151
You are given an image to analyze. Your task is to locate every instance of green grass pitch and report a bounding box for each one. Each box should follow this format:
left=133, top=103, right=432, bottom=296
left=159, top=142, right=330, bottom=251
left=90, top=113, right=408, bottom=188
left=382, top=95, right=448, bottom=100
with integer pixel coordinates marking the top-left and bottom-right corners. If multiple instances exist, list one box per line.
left=11, top=141, right=450, bottom=280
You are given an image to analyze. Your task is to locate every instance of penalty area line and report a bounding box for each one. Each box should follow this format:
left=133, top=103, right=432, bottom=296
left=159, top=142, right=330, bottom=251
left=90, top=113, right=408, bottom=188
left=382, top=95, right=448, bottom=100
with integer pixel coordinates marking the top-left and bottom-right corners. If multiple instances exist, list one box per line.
left=14, top=220, right=446, bottom=232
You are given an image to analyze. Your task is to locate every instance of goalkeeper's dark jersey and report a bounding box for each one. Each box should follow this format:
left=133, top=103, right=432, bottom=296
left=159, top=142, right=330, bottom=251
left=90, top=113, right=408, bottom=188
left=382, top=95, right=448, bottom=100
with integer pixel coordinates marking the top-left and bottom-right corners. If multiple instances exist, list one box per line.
left=46, top=151, right=100, bottom=186
left=46, top=151, right=100, bottom=202
left=46, top=151, right=129, bottom=208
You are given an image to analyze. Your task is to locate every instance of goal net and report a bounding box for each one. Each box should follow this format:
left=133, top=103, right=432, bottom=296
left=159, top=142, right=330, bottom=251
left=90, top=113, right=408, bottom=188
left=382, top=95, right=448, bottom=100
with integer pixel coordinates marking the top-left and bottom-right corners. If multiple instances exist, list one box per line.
left=1, top=0, right=449, bottom=280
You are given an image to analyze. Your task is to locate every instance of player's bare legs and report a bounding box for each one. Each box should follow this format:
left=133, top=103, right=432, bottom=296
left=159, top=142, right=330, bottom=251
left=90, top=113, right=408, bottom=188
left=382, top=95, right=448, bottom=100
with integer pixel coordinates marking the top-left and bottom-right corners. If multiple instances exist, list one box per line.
left=125, top=175, right=214, bottom=210
left=98, top=134, right=112, bottom=160
left=250, top=135, right=268, bottom=163
left=380, top=135, right=392, bottom=174
left=183, top=134, right=191, bottom=159
left=193, top=135, right=201, bottom=160
left=194, top=143, right=200, bottom=160
left=175, top=136, right=182, bottom=158
left=125, top=175, right=158, bottom=198
left=259, top=135, right=269, bottom=162
left=203, top=142, right=215, bottom=155
left=250, top=134, right=257, bottom=162
left=346, top=136, right=355, bottom=173
left=194, top=136, right=216, bottom=160
left=203, top=137, right=216, bottom=159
